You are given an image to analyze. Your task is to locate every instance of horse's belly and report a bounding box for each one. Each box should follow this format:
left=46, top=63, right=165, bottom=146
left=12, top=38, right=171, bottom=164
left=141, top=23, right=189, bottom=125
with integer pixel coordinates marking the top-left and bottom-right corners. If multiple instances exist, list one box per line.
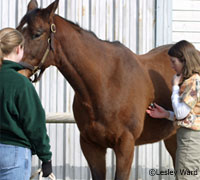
left=135, top=118, right=176, bottom=145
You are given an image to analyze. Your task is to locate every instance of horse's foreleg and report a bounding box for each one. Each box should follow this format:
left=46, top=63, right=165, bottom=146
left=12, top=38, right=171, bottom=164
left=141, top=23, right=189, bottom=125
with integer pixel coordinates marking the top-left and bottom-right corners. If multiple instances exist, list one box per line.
left=80, top=135, right=106, bottom=180
left=114, top=131, right=135, bottom=180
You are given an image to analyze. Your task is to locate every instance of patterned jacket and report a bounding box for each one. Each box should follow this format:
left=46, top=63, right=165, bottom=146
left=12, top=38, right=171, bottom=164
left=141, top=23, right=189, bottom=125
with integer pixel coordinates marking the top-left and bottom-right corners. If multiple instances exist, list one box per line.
left=177, top=73, right=200, bottom=130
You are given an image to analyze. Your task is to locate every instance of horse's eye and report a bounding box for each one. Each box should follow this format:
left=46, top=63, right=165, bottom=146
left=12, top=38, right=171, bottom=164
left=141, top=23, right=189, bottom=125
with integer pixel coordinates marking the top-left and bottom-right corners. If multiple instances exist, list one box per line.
left=32, top=32, right=42, bottom=39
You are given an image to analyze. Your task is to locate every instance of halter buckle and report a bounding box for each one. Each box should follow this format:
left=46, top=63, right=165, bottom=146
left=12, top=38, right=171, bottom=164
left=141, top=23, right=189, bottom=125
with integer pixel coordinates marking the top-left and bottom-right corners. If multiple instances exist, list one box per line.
left=51, top=24, right=56, bottom=33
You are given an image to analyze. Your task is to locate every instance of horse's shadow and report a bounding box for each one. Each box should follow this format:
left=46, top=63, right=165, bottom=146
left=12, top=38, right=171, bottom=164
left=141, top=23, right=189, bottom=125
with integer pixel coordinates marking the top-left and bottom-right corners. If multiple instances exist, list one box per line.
left=148, top=69, right=173, bottom=110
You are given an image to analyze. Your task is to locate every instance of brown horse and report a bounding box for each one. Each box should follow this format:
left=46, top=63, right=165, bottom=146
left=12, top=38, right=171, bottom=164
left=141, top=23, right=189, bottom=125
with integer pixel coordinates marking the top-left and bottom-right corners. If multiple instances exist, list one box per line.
left=17, top=0, right=177, bottom=179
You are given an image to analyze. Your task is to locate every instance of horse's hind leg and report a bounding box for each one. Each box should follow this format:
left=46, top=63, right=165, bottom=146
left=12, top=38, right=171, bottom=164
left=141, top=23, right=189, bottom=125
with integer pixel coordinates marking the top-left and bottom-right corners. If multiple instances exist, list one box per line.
left=163, top=133, right=177, bottom=167
left=114, top=131, right=135, bottom=180
left=80, top=135, right=106, bottom=180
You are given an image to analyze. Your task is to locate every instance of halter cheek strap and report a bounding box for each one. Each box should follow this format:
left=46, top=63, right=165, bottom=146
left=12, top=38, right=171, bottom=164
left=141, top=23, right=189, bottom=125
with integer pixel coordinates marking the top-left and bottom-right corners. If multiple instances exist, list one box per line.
left=32, top=38, right=50, bottom=74
left=33, top=23, right=56, bottom=73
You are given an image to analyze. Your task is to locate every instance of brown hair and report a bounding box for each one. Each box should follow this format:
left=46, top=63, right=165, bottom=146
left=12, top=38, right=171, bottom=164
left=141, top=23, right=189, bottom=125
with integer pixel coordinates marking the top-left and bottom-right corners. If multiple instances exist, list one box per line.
left=168, top=40, right=200, bottom=79
left=0, top=28, right=24, bottom=68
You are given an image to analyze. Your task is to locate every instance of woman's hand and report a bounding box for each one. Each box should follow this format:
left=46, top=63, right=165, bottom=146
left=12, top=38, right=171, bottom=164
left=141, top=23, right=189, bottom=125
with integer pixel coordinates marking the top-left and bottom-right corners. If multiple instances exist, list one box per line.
left=172, top=74, right=182, bottom=86
left=146, top=103, right=170, bottom=119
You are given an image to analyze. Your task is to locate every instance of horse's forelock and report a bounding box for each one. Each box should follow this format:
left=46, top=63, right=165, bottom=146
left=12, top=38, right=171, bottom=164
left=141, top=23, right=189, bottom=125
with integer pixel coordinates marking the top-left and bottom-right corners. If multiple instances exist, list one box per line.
left=19, top=9, right=45, bottom=30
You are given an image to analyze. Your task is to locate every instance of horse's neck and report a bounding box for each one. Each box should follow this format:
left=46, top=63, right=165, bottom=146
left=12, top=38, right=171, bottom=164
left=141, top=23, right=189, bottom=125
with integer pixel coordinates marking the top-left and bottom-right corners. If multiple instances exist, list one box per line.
left=54, top=17, right=102, bottom=104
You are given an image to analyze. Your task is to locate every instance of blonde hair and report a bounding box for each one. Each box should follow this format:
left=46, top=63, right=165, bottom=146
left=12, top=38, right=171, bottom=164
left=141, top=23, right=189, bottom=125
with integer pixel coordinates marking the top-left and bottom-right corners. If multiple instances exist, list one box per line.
left=0, top=27, right=24, bottom=68
left=168, top=40, right=200, bottom=80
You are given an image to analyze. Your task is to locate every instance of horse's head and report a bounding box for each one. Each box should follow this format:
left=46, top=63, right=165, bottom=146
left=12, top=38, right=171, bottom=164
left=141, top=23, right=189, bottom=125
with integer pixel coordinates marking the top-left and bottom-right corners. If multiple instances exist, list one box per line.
left=17, top=0, right=59, bottom=82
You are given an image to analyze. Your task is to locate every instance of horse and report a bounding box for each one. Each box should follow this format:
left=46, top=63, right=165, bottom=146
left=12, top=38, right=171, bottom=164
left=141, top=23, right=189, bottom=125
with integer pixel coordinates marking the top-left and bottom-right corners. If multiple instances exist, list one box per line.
left=17, top=0, right=177, bottom=179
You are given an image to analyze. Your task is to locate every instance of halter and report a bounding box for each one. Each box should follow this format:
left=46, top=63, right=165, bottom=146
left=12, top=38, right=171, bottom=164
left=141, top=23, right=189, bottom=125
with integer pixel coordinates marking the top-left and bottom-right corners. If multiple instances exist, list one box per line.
left=20, top=23, right=56, bottom=82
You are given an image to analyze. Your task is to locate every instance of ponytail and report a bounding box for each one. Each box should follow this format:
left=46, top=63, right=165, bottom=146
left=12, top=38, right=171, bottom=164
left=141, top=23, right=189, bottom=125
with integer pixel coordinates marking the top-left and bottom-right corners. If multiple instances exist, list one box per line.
left=0, top=28, right=24, bottom=68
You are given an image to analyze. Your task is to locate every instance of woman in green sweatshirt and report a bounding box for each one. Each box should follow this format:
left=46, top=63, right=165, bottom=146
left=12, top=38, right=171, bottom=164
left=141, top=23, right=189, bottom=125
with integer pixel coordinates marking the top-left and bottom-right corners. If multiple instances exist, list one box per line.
left=0, top=28, right=52, bottom=179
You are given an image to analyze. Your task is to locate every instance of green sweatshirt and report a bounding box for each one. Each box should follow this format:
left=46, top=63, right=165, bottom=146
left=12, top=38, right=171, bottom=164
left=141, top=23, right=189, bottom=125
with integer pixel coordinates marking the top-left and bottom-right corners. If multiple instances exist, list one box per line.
left=0, top=60, right=52, bottom=162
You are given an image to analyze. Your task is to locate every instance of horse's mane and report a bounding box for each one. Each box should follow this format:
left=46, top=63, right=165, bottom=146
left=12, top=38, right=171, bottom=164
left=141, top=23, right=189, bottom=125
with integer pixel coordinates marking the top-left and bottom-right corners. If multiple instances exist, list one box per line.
left=57, top=15, right=124, bottom=48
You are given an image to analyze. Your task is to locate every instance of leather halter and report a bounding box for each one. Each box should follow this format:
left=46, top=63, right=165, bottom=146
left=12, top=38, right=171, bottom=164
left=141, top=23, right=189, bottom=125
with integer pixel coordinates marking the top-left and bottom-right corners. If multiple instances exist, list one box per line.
left=20, top=23, right=56, bottom=82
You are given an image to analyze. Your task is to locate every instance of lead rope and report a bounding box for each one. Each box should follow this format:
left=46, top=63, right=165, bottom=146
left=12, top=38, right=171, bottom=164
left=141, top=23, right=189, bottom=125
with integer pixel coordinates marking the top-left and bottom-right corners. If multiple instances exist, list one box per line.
left=30, top=168, right=56, bottom=180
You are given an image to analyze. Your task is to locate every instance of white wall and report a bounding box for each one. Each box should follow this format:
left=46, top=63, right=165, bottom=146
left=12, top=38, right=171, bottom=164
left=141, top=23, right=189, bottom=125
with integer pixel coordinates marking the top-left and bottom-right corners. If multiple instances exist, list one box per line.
left=172, top=0, right=200, bottom=49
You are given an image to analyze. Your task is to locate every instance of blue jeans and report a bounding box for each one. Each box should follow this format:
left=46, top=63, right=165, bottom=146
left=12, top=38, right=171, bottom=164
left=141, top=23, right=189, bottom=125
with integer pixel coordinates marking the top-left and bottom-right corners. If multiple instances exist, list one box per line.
left=0, top=143, right=32, bottom=180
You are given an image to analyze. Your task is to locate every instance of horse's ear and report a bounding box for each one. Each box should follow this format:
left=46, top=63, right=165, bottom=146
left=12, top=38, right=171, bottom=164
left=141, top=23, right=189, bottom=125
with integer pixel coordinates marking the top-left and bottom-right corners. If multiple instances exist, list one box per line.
left=44, top=0, right=59, bottom=19
left=27, top=0, right=38, bottom=12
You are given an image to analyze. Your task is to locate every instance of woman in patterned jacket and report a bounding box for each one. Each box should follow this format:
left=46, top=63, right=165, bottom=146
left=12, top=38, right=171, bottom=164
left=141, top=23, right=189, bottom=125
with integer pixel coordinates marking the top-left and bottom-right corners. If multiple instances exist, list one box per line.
left=147, top=40, right=200, bottom=180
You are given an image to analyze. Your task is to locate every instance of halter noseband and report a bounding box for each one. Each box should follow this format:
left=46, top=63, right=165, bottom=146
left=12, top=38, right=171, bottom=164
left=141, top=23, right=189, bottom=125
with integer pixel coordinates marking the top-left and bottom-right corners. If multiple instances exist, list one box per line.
left=20, top=23, right=56, bottom=82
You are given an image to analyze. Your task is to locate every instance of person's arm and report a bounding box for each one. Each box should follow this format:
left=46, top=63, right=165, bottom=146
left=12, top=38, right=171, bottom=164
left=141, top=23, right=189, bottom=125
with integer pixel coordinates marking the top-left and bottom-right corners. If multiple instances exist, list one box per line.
left=146, top=103, right=170, bottom=119
left=167, top=111, right=175, bottom=121
left=171, top=85, right=191, bottom=120
left=16, top=80, right=52, bottom=162
left=147, top=74, right=192, bottom=121
left=17, top=80, right=53, bottom=177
